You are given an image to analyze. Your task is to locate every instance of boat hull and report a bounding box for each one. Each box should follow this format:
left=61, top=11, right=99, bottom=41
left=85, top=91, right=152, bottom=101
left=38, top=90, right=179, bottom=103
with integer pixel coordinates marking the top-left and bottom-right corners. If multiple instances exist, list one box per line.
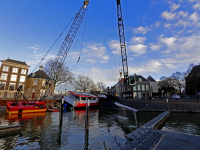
left=6, top=101, right=47, bottom=115
left=64, top=95, right=99, bottom=108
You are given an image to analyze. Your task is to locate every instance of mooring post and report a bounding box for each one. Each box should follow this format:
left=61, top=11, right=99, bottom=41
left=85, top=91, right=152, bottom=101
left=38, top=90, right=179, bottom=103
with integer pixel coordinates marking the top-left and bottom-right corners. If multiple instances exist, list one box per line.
left=84, top=98, right=90, bottom=149
left=166, top=98, right=169, bottom=111
left=59, top=97, right=64, bottom=129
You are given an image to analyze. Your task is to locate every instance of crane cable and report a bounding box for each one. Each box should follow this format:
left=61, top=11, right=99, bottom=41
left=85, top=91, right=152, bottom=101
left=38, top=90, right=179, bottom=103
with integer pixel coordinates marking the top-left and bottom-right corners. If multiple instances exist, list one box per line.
left=31, top=16, right=75, bottom=73
left=69, top=6, right=89, bottom=71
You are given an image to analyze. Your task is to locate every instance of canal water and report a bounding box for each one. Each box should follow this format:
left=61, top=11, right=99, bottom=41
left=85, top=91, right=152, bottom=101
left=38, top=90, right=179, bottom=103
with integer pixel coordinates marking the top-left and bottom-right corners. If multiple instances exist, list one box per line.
left=0, top=110, right=200, bottom=150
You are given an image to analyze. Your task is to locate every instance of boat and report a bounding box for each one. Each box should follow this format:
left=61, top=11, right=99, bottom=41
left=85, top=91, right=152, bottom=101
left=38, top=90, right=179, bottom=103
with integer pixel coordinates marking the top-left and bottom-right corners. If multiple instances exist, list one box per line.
left=6, top=100, right=47, bottom=115
left=46, top=109, right=60, bottom=112
left=64, top=91, right=99, bottom=108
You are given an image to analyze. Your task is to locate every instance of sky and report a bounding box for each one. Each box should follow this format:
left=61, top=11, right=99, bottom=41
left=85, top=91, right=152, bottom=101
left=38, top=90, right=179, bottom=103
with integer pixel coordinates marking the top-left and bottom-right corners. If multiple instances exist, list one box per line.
left=1, top=0, right=200, bottom=93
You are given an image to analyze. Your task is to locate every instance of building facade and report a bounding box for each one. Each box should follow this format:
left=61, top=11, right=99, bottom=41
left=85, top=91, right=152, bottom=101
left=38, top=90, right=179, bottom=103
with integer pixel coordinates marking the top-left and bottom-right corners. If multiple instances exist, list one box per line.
left=25, top=65, right=55, bottom=100
left=185, top=65, right=200, bottom=96
left=0, top=58, right=29, bottom=100
left=114, top=74, right=158, bottom=99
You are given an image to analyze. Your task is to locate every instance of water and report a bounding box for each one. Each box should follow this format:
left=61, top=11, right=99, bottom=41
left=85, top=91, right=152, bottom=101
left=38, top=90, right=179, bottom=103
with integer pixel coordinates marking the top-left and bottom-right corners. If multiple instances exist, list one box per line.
left=0, top=110, right=200, bottom=150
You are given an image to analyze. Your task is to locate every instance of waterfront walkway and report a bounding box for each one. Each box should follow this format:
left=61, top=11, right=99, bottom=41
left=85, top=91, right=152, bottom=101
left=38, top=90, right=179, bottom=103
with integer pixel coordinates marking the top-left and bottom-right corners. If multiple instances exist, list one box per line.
left=122, top=111, right=200, bottom=150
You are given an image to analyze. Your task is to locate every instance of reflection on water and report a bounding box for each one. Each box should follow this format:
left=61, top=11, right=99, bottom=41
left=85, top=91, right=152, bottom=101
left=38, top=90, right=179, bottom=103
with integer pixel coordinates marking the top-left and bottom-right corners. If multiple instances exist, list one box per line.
left=161, top=112, right=200, bottom=135
left=0, top=110, right=199, bottom=149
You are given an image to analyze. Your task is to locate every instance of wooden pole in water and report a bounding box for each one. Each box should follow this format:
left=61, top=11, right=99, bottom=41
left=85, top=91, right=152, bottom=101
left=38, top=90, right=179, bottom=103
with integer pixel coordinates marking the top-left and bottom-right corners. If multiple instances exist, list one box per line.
left=84, top=98, right=90, bottom=149
left=59, top=96, right=64, bottom=129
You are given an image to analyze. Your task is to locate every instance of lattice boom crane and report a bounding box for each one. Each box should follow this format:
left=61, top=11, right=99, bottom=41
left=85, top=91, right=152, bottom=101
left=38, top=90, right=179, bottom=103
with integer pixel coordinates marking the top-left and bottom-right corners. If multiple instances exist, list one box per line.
left=116, top=0, right=130, bottom=93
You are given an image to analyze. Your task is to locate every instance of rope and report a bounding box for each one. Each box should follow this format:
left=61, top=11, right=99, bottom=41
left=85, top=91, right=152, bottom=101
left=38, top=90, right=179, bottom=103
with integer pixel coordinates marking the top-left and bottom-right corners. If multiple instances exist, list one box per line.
left=69, top=6, right=89, bottom=71
left=31, top=16, right=75, bottom=73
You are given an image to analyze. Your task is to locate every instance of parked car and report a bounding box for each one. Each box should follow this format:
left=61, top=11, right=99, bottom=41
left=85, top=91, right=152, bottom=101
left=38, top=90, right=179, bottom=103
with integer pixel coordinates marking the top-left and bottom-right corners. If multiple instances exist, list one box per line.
left=172, top=94, right=180, bottom=99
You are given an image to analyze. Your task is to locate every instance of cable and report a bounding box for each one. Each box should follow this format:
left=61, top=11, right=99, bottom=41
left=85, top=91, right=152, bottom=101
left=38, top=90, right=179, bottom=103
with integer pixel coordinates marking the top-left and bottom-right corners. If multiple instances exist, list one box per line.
left=31, top=16, right=75, bottom=73
left=69, top=6, right=89, bottom=71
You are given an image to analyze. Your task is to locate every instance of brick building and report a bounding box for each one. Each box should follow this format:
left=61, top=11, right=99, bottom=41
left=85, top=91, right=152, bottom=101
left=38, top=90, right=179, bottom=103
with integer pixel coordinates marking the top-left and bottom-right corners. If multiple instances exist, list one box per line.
left=0, top=58, right=29, bottom=100
left=24, top=65, right=55, bottom=100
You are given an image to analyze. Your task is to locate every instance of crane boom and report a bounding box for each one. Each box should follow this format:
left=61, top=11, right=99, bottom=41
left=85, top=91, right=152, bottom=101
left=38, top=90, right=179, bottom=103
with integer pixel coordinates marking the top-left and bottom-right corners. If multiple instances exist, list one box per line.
left=116, top=0, right=129, bottom=89
left=34, top=1, right=89, bottom=100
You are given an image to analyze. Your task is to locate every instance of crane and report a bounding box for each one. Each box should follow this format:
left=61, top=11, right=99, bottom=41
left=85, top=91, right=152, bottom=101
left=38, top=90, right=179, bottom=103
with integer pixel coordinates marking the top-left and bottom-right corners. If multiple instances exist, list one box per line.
left=116, top=0, right=131, bottom=98
left=16, top=0, right=90, bottom=102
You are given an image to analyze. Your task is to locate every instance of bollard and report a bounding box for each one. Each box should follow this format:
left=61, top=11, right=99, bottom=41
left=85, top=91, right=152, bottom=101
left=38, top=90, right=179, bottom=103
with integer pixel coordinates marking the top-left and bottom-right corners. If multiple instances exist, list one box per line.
left=59, top=98, right=64, bottom=129
left=166, top=98, right=169, bottom=111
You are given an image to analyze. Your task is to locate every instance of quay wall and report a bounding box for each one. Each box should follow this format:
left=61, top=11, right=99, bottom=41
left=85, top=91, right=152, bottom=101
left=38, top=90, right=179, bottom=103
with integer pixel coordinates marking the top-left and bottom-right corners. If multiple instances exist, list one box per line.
left=99, top=99, right=200, bottom=112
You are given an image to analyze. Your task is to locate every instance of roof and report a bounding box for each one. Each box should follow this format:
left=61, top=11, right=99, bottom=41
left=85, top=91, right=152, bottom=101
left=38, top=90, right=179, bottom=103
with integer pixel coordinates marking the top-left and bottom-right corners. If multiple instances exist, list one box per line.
left=2, top=58, right=29, bottom=66
left=28, top=70, right=51, bottom=80
left=147, top=75, right=156, bottom=82
left=129, top=74, right=148, bottom=82
left=188, top=65, right=200, bottom=76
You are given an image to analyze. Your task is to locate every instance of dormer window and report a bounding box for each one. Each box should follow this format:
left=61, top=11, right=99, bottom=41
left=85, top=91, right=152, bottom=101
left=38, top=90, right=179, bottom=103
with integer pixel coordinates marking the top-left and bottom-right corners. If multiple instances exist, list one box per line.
left=139, top=78, right=142, bottom=81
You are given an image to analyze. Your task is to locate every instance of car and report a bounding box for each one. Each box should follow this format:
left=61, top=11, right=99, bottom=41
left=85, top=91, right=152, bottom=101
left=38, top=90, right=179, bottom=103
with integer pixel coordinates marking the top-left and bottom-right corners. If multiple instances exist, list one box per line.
left=172, top=94, right=180, bottom=99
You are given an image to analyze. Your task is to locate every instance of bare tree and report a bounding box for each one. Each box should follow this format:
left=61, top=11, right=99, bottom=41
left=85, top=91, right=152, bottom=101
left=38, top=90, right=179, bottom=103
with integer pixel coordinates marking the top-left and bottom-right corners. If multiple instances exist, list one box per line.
left=72, top=75, right=95, bottom=92
left=44, top=59, right=74, bottom=87
left=97, top=82, right=106, bottom=93
left=172, top=72, right=185, bottom=94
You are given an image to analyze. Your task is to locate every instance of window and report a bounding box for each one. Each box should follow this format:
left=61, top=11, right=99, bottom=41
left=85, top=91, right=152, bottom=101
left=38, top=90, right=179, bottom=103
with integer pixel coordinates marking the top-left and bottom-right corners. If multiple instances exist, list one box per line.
left=1, top=73, right=7, bottom=80
left=12, top=67, right=18, bottom=73
left=7, top=92, right=14, bottom=98
left=0, top=92, right=4, bottom=98
left=19, top=76, right=26, bottom=82
left=33, top=80, right=38, bottom=85
left=139, top=78, right=142, bottom=81
left=10, top=74, right=17, bottom=81
left=133, top=86, right=136, bottom=91
left=142, top=85, right=145, bottom=91
left=0, top=82, right=6, bottom=90
left=9, top=83, right=15, bottom=91
left=133, top=92, right=137, bottom=99
left=21, top=69, right=26, bottom=74
left=2, top=66, right=9, bottom=72
left=146, top=85, right=149, bottom=91
left=81, top=97, right=86, bottom=100
left=138, top=92, right=142, bottom=99
left=137, top=85, right=141, bottom=91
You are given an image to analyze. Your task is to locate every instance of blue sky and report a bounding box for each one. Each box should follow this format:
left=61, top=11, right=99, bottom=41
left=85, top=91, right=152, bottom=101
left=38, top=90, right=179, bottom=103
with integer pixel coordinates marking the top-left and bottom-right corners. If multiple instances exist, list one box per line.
left=1, top=0, right=200, bottom=92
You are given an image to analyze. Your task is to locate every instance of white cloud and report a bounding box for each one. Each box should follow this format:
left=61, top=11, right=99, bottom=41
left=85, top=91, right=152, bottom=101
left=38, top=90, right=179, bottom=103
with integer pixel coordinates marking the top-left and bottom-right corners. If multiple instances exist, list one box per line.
left=162, top=11, right=176, bottom=20
left=130, top=36, right=146, bottom=44
left=170, top=3, right=180, bottom=11
left=128, top=44, right=147, bottom=56
left=193, top=3, right=200, bottom=10
left=178, top=11, right=188, bottom=18
left=129, top=60, right=163, bottom=74
left=155, top=21, right=161, bottom=28
left=190, top=12, right=199, bottom=22
left=133, top=26, right=151, bottom=34
left=187, top=30, right=193, bottom=33
left=82, top=43, right=109, bottom=63
left=99, top=60, right=108, bottom=63
left=159, top=37, right=177, bottom=49
left=108, top=40, right=120, bottom=55
left=164, top=23, right=172, bottom=28
left=28, top=45, right=40, bottom=53
left=150, top=44, right=161, bottom=50
left=85, top=59, right=97, bottom=64
left=161, top=50, right=170, bottom=54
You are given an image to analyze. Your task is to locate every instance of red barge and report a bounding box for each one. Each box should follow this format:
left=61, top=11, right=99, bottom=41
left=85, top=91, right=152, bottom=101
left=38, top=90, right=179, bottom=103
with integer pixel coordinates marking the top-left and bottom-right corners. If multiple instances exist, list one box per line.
left=6, top=100, right=47, bottom=115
